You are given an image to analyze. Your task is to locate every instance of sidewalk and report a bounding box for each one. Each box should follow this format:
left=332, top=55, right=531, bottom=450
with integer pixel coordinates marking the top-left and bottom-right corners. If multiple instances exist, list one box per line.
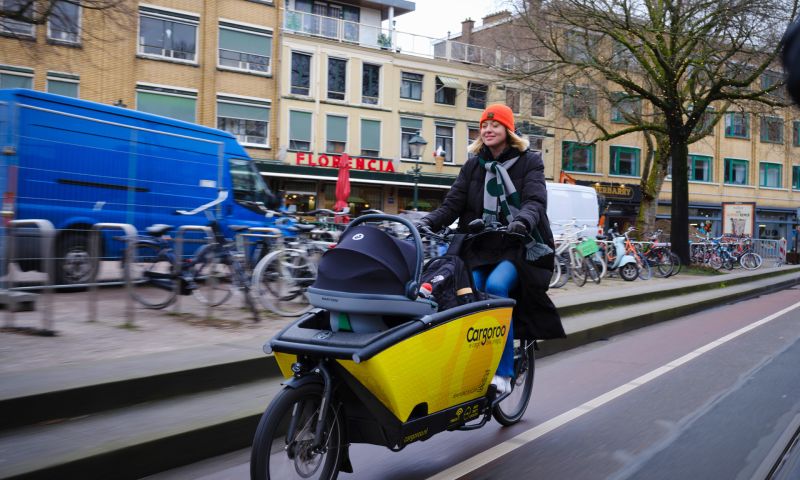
left=1, top=266, right=797, bottom=375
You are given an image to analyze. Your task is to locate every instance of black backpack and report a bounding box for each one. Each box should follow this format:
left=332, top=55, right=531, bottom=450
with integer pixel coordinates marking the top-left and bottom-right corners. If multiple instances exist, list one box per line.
left=420, top=234, right=484, bottom=311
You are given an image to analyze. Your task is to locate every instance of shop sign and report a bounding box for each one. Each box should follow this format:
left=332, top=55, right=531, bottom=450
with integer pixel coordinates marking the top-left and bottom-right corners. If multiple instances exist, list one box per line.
left=722, top=202, right=755, bottom=236
left=295, top=152, right=395, bottom=173
left=595, top=184, right=634, bottom=199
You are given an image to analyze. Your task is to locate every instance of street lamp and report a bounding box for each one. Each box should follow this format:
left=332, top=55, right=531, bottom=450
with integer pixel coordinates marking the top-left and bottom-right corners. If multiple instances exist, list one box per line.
left=407, top=132, right=427, bottom=211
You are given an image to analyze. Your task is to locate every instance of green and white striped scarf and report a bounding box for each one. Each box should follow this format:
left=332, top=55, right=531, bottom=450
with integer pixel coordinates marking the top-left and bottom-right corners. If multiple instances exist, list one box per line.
left=479, top=155, right=520, bottom=224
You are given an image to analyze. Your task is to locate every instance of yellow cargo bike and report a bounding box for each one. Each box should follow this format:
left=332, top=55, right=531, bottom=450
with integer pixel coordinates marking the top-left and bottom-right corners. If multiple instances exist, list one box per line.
left=250, top=215, right=535, bottom=479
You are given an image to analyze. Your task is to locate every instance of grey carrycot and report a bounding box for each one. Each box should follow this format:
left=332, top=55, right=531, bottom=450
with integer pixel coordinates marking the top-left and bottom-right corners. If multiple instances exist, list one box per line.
left=306, top=215, right=436, bottom=331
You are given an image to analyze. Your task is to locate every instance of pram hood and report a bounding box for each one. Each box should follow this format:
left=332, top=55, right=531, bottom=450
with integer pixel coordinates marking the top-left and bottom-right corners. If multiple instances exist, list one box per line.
left=312, top=224, right=416, bottom=296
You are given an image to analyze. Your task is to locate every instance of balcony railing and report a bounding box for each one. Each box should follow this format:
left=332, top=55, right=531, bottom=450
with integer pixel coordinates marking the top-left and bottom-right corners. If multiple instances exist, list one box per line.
left=283, top=9, right=527, bottom=71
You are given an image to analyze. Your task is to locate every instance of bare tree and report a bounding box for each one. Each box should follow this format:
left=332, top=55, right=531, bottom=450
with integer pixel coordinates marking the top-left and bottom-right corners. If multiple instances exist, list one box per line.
left=496, top=0, right=798, bottom=263
left=0, top=0, right=126, bottom=25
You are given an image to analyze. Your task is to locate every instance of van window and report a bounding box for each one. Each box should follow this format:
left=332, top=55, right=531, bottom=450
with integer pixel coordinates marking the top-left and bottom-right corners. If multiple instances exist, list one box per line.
left=230, top=158, right=277, bottom=210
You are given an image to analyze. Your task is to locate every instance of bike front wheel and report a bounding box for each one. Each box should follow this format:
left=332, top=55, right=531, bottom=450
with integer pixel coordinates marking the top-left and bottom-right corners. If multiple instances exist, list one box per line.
left=251, top=383, right=343, bottom=480
left=740, top=252, right=762, bottom=270
left=493, top=339, right=535, bottom=426
left=253, top=249, right=316, bottom=317
left=128, top=242, right=176, bottom=309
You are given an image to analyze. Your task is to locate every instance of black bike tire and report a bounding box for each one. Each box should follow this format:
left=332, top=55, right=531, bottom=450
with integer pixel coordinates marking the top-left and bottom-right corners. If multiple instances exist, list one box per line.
left=250, top=383, right=342, bottom=480
left=668, top=252, right=682, bottom=276
left=129, top=242, right=177, bottom=309
left=492, top=340, right=535, bottom=426
left=191, top=245, right=235, bottom=307
left=583, top=256, right=601, bottom=284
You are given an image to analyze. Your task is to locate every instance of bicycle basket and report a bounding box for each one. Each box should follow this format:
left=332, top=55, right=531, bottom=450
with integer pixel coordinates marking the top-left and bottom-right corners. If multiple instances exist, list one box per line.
left=576, top=238, right=600, bottom=257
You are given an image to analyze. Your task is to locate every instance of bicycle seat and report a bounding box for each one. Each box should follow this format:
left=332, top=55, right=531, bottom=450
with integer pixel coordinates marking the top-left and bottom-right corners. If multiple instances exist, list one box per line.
left=146, top=224, right=173, bottom=237
left=229, top=225, right=250, bottom=232
left=294, top=223, right=317, bottom=232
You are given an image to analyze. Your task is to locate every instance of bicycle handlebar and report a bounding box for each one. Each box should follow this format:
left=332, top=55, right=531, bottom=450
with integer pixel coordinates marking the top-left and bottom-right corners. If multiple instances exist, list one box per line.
left=175, top=190, right=229, bottom=216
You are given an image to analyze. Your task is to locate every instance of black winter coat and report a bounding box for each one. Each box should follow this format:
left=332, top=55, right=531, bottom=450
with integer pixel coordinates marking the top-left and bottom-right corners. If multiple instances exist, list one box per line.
left=422, top=147, right=565, bottom=340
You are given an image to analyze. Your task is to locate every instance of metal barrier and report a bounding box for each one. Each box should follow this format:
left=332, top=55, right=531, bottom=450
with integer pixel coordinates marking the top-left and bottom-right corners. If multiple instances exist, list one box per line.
left=752, top=239, right=786, bottom=266
left=5, top=220, right=56, bottom=332
left=89, top=223, right=137, bottom=326
left=173, top=225, right=214, bottom=316
left=238, top=227, right=283, bottom=271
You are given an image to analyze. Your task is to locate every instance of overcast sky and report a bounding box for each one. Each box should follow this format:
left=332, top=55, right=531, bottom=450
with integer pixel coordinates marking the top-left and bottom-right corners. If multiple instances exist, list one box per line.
left=392, top=0, right=511, bottom=39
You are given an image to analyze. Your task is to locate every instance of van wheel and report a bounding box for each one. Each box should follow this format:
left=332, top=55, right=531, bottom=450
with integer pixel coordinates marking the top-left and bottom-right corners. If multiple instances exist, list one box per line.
left=56, top=233, right=96, bottom=285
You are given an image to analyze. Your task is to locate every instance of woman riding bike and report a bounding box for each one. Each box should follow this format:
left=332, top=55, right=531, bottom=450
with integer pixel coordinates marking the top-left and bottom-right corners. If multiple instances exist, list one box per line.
left=416, top=103, right=565, bottom=394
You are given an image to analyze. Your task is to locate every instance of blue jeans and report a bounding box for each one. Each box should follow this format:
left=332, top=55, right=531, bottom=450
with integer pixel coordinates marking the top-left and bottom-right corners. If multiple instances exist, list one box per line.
left=472, top=260, right=517, bottom=378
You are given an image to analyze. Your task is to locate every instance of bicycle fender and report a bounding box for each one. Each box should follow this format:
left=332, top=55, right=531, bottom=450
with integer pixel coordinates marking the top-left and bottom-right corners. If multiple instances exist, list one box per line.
left=282, top=374, right=324, bottom=389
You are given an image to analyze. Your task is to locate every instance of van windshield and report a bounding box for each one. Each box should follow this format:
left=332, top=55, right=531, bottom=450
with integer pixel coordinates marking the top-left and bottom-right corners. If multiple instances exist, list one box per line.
left=229, top=158, right=277, bottom=211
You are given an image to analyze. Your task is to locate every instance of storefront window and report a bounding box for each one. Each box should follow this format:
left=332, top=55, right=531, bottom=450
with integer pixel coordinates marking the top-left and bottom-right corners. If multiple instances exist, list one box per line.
left=279, top=180, right=317, bottom=214
left=397, top=187, right=445, bottom=212
left=323, top=183, right=382, bottom=216
left=757, top=211, right=789, bottom=240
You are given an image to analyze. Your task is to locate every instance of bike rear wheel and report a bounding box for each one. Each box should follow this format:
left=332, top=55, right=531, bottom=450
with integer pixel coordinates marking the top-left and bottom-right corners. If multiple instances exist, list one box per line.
left=129, top=242, right=176, bottom=309
left=253, top=249, right=316, bottom=317
left=740, top=252, right=762, bottom=270
left=191, top=246, right=234, bottom=307
left=552, top=254, right=570, bottom=288
left=251, top=383, right=343, bottom=480
left=493, top=339, right=535, bottom=426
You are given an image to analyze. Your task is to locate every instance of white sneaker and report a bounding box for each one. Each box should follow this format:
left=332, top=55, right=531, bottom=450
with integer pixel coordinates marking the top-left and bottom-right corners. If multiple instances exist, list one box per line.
left=491, top=375, right=512, bottom=395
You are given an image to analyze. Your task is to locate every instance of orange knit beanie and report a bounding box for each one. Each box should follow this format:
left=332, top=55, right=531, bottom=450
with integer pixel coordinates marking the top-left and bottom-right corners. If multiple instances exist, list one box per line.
left=479, top=104, right=515, bottom=132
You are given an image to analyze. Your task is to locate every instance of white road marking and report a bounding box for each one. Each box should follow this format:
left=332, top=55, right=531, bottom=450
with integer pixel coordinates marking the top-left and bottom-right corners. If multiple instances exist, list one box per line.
left=427, top=299, right=800, bottom=480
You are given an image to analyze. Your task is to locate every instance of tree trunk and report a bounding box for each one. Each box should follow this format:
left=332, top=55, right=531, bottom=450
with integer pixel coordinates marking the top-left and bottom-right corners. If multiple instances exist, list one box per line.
left=669, top=136, right=691, bottom=265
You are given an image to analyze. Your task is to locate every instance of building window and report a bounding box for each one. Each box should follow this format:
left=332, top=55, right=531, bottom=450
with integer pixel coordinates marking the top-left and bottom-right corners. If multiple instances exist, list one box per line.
left=326, top=114, right=347, bottom=153
left=506, top=88, right=520, bottom=113
left=291, top=52, right=311, bottom=96
left=218, top=23, right=272, bottom=74
left=759, top=162, right=782, bottom=188
left=0, top=70, right=32, bottom=89
left=434, top=76, right=457, bottom=105
left=47, top=75, right=79, bottom=97
left=360, top=119, right=380, bottom=157
left=565, top=30, right=593, bottom=62
left=467, top=82, right=488, bottom=109
left=760, top=116, right=784, bottom=144
left=724, top=158, right=749, bottom=185
left=689, top=154, right=712, bottom=182
left=400, top=72, right=422, bottom=100
left=761, top=70, right=785, bottom=100
left=793, top=121, right=800, bottom=147
left=468, top=125, right=480, bottom=149
left=136, top=85, right=197, bottom=123
left=610, top=146, right=640, bottom=176
left=327, top=57, right=346, bottom=101
left=47, top=0, right=80, bottom=44
left=531, top=91, right=546, bottom=117
left=400, top=117, right=423, bottom=159
left=793, top=165, right=800, bottom=190
left=0, top=0, right=34, bottom=37
left=217, top=96, right=270, bottom=147
left=362, top=63, right=380, bottom=105
left=529, top=136, right=544, bottom=154
left=288, top=110, right=312, bottom=151
left=610, top=92, right=641, bottom=124
left=562, top=141, right=595, bottom=173
left=435, top=123, right=454, bottom=164
left=138, top=7, right=198, bottom=62
left=725, top=112, right=749, bottom=139
left=563, top=85, right=596, bottom=119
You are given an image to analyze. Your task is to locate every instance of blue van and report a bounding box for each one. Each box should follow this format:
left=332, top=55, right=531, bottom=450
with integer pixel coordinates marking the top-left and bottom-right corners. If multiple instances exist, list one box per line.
left=0, top=89, right=282, bottom=283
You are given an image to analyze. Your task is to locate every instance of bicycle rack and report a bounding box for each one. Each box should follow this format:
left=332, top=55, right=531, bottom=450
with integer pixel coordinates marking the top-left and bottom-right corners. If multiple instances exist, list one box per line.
left=238, top=227, right=283, bottom=271
left=89, top=223, right=137, bottom=326
left=173, top=225, right=214, bottom=316
left=5, top=219, right=56, bottom=333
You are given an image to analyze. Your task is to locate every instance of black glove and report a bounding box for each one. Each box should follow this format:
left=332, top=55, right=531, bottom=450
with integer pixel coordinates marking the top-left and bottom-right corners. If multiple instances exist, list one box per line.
left=507, top=220, right=528, bottom=235
left=414, top=219, right=433, bottom=235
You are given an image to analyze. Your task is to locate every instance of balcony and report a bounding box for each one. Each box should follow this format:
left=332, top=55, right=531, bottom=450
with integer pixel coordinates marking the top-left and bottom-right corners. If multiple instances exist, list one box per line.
left=283, top=9, right=522, bottom=70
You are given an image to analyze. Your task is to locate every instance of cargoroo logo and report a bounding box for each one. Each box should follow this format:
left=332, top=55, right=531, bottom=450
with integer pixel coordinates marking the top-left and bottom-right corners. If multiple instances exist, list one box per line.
left=466, top=325, right=507, bottom=345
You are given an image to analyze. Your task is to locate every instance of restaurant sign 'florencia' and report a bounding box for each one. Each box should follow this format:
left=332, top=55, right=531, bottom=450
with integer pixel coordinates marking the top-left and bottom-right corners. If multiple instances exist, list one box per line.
left=295, top=152, right=396, bottom=173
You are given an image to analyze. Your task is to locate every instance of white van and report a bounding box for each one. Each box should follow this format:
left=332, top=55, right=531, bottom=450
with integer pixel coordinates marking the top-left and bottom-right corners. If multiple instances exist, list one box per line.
left=546, top=182, right=601, bottom=238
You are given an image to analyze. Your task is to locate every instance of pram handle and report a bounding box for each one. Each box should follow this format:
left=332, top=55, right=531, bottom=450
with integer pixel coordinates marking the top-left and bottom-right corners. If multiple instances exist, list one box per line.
left=343, top=214, right=423, bottom=301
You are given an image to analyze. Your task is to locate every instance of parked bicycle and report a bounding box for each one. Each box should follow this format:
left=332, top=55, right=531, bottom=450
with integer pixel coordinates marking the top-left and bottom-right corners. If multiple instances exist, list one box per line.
left=127, top=191, right=260, bottom=320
